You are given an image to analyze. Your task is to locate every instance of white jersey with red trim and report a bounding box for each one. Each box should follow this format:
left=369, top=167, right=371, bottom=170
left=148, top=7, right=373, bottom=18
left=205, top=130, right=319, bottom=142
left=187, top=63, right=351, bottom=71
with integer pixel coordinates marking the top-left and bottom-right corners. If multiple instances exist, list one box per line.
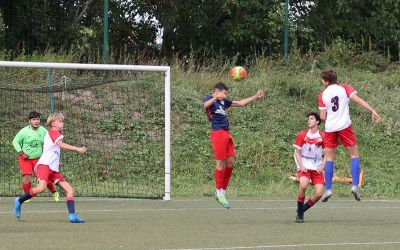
left=36, top=130, right=63, bottom=172
left=293, top=129, right=325, bottom=170
left=318, top=84, right=357, bottom=132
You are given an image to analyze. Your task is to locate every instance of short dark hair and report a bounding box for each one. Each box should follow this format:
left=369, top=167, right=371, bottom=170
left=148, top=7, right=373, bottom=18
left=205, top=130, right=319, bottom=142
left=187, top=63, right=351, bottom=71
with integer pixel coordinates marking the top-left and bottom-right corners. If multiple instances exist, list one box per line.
left=28, top=111, right=41, bottom=120
left=320, top=70, right=337, bottom=85
left=307, top=112, right=321, bottom=125
left=214, top=82, right=228, bottom=91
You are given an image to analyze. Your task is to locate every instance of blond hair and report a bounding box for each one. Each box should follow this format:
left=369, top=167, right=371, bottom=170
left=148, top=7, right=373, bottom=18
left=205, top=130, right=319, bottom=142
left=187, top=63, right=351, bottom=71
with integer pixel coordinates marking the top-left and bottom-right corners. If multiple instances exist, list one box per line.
left=47, top=112, right=64, bottom=127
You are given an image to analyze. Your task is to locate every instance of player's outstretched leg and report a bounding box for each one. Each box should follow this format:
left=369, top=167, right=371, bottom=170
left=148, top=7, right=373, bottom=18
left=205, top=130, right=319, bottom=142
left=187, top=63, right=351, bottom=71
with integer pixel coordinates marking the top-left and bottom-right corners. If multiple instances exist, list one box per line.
left=14, top=198, right=22, bottom=219
left=14, top=191, right=34, bottom=220
left=66, top=197, right=85, bottom=223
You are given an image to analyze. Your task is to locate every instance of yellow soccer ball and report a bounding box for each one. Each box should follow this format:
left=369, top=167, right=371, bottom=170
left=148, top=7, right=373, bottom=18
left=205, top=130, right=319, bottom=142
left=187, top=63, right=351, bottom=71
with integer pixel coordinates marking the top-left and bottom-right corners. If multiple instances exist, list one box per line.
left=229, top=66, right=247, bottom=81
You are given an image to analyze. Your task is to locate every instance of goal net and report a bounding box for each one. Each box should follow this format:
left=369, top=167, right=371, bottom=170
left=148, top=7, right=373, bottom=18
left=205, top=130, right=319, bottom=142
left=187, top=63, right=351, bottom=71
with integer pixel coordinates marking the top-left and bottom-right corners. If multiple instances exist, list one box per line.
left=0, top=61, right=171, bottom=200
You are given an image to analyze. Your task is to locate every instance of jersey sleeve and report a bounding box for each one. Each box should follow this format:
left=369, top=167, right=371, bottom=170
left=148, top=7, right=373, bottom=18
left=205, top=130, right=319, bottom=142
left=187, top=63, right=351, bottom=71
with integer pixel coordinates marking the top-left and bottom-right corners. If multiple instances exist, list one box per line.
left=318, top=92, right=326, bottom=109
left=341, top=84, right=357, bottom=98
left=293, top=130, right=306, bottom=149
left=224, top=99, right=232, bottom=108
left=12, top=127, right=27, bottom=153
left=48, top=130, right=63, bottom=143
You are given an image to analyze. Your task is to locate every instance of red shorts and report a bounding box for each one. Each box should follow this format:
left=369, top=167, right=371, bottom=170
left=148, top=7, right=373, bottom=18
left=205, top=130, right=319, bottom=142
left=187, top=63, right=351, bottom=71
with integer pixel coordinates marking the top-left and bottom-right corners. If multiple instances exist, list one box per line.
left=325, top=124, right=357, bottom=148
left=210, top=130, right=235, bottom=160
left=297, top=170, right=324, bottom=185
left=35, top=164, right=65, bottom=184
left=18, top=157, right=39, bottom=175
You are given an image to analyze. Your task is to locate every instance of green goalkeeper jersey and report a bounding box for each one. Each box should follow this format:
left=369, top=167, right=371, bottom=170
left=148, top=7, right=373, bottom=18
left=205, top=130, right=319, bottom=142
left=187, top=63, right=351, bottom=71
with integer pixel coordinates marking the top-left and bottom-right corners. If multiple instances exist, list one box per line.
left=12, top=125, right=47, bottom=159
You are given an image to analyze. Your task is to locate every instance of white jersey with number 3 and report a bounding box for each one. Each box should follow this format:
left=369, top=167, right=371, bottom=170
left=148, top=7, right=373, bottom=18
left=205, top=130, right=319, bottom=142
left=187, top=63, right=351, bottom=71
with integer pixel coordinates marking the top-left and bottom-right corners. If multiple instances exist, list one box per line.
left=318, top=84, right=357, bottom=132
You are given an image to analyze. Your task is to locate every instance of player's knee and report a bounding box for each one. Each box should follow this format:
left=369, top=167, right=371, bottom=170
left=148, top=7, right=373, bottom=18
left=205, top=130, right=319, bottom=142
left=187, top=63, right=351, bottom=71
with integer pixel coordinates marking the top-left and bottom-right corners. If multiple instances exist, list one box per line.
left=37, top=183, right=47, bottom=193
left=216, top=160, right=226, bottom=170
left=226, top=156, right=234, bottom=166
left=65, top=187, right=74, bottom=197
left=22, top=175, right=32, bottom=183
left=298, top=185, right=307, bottom=194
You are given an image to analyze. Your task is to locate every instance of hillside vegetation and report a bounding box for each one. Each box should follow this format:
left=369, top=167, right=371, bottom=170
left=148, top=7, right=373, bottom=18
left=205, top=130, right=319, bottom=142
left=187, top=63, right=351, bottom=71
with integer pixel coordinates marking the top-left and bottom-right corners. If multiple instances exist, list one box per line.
left=170, top=57, right=400, bottom=198
left=1, top=50, right=399, bottom=199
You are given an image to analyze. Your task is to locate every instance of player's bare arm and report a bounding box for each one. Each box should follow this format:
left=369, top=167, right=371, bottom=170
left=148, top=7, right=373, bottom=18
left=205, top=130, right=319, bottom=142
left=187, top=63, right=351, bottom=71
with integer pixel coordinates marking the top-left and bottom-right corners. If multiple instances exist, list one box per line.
left=232, top=90, right=264, bottom=107
left=203, top=91, right=226, bottom=109
left=317, top=152, right=327, bottom=174
left=294, top=148, right=307, bottom=172
left=319, top=109, right=327, bottom=121
left=350, top=94, right=380, bottom=122
left=56, top=140, right=87, bottom=154
left=203, top=96, right=217, bottom=109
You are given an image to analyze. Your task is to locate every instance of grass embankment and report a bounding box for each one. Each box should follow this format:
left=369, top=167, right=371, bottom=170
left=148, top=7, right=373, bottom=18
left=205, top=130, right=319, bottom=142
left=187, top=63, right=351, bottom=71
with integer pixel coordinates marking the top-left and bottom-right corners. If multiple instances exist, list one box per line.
left=171, top=62, right=400, bottom=198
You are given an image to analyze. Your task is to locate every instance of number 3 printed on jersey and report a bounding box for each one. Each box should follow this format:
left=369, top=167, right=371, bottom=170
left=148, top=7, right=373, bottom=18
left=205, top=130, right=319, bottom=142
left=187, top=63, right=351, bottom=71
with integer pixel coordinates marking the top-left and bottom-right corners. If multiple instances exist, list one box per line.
left=331, top=96, right=339, bottom=112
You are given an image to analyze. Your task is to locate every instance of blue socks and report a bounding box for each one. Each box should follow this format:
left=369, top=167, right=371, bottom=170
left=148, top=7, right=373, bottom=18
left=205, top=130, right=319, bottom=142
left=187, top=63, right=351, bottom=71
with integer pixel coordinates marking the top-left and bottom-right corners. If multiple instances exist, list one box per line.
left=325, top=158, right=360, bottom=189
left=67, top=199, right=75, bottom=214
left=325, top=161, right=334, bottom=190
left=18, top=192, right=33, bottom=203
left=351, top=158, right=360, bottom=186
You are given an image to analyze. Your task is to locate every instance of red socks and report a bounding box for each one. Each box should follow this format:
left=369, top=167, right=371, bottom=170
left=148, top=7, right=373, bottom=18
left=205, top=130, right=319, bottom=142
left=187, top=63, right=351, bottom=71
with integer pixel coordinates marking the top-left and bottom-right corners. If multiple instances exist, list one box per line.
left=215, top=169, right=224, bottom=189
left=223, top=167, right=233, bottom=189
left=215, top=167, right=234, bottom=190
left=22, top=182, right=32, bottom=193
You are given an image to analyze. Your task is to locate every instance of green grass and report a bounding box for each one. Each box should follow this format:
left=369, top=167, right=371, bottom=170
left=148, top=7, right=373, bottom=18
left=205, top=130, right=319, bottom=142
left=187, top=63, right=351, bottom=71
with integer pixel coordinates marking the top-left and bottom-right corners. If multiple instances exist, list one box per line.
left=1, top=197, right=400, bottom=249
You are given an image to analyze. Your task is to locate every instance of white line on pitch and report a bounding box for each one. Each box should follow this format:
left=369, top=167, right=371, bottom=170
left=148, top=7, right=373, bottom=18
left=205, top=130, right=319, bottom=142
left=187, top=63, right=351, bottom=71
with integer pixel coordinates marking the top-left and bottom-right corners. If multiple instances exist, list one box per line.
left=164, top=241, right=400, bottom=250
left=1, top=206, right=399, bottom=214
left=1, top=198, right=400, bottom=202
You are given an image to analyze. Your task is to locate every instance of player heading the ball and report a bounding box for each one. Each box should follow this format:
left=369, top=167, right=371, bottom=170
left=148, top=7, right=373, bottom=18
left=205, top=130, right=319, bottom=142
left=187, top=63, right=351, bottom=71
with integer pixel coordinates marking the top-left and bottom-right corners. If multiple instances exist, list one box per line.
left=204, top=82, right=264, bottom=209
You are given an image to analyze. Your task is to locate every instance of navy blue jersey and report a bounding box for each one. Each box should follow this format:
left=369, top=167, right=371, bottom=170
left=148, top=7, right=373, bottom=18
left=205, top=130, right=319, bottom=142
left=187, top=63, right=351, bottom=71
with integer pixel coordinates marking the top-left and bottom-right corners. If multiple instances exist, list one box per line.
left=204, top=95, right=233, bottom=130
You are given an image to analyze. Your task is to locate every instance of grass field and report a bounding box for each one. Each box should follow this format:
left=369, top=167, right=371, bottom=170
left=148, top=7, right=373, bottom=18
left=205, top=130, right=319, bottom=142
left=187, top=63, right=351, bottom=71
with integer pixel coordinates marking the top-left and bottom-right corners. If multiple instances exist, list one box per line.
left=1, top=197, right=400, bottom=249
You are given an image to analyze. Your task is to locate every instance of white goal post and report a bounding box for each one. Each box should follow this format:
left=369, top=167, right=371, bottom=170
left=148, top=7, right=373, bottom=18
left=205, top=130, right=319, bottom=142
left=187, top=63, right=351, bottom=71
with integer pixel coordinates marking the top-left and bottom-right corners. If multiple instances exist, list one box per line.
left=0, top=61, right=171, bottom=200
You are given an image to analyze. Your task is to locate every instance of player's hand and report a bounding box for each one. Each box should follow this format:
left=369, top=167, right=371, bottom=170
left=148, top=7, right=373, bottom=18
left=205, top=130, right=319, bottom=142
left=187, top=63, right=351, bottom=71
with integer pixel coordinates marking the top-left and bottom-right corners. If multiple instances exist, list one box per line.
left=300, top=166, right=307, bottom=173
left=371, top=110, right=380, bottom=123
left=255, top=90, right=264, bottom=99
left=19, top=151, right=28, bottom=159
left=77, top=147, right=87, bottom=154
left=213, top=91, right=226, bottom=101
left=316, top=165, right=324, bottom=174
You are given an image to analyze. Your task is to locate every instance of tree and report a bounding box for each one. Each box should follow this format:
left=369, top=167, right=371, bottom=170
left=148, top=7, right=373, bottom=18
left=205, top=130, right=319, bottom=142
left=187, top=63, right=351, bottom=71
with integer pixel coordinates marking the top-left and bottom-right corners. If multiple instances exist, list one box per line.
left=0, top=0, right=95, bottom=58
left=293, top=0, right=400, bottom=60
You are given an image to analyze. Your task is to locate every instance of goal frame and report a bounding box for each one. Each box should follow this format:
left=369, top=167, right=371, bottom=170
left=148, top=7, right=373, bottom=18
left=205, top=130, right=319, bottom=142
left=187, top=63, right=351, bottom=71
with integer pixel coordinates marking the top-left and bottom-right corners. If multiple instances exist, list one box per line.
left=0, top=61, right=171, bottom=200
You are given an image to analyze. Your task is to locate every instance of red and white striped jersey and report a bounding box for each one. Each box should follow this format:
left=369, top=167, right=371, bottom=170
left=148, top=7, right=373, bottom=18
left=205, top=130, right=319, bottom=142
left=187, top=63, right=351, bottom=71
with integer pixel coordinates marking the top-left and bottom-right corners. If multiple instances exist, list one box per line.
left=293, top=129, right=325, bottom=170
left=318, top=84, right=357, bottom=132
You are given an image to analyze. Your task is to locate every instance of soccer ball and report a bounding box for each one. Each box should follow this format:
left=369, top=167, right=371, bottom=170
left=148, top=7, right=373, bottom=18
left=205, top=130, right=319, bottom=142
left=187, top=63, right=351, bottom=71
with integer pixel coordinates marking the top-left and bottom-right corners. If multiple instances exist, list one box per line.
left=229, top=66, right=247, bottom=81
